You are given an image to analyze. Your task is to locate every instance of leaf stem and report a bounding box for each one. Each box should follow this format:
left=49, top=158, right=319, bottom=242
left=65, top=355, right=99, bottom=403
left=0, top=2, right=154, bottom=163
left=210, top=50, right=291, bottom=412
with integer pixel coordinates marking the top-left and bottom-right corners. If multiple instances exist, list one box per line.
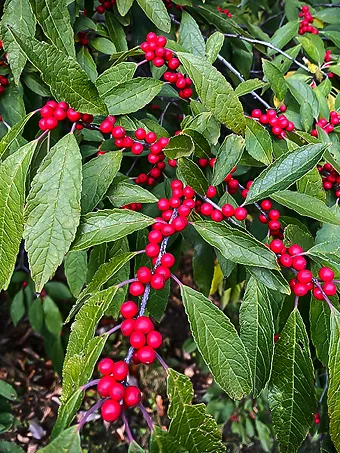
left=105, top=323, right=122, bottom=337
left=116, top=278, right=138, bottom=289
left=137, top=403, right=154, bottom=431
left=156, top=352, right=169, bottom=370
left=312, top=278, right=334, bottom=311
left=121, top=411, right=134, bottom=443
left=77, top=398, right=107, bottom=431
left=81, top=379, right=100, bottom=391
left=171, top=273, right=182, bottom=287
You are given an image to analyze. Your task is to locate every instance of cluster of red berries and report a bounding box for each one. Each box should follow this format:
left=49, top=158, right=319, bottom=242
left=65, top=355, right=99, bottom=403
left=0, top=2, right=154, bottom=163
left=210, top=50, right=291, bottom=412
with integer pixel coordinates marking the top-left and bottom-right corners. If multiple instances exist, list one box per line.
left=0, top=75, right=8, bottom=96
left=96, top=0, right=115, bottom=14
left=257, top=199, right=283, bottom=238
left=311, top=111, right=339, bottom=137
left=217, top=6, right=232, bottom=17
left=38, top=100, right=93, bottom=131
left=324, top=50, right=332, bottom=63
left=163, top=71, right=193, bottom=99
left=197, top=157, right=216, bottom=169
left=298, top=5, right=318, bottom=35
left=269, top=239, right=337, bottom=299
left=164, top=0, right=182, bottom=9
left=120, top=301, right=162, bottom=364
left=251, top=106, right=295, bottom=139
left=121, top=203, right=143, bottom=211
left=318, top=162, right=340, bottom=198
left=78, top=31, right=89, bottom=46
left=97, top=358, right=141, bottom=422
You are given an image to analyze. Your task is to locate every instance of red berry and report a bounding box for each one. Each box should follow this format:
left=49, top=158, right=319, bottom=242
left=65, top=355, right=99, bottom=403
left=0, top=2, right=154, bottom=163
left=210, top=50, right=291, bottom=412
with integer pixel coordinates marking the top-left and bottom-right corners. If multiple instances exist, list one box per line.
left=318, top=267, right=334, bottom=282
left=148, top=230, right=163, bottom=243
left=112, top=126, right=126, bottom=139
left=46, top=100, right=58, bottom=109
left=211, top=209, right=223, bottom=222
left=261, top=200, right=272, bottom=211
left=150, top=274, right=166, bottom=290
left=292, top=256, right=307, bottom=271
left=137, top=266, right=152, bottom=284
left=198, top=158, right=209, bottom=167
left=313, top=287, right=324, bottom=300
left=234, top=207, right=248, bottom=221
left=252, top=109, right=261, bottom=118
left=98, top=376, right=116, bottom=397
left=40, top=105, right=55, bottom=118
left=112, top=361, right=129, bottom=381
left=67, top=108, right=81, bottom=122
left=206, top=186, right=217, bottom=198
left=53, top=107, right=67, bottom=121
left=147, top=330, right=162, bottom=348
left=161, top=253, right=175, bottom=268
left=155, top=265, right=171, bottom=280
left=222, top=204, right=235, bottom=217
left=162, top=224, right=175, bottom=237
left=280, top=105, right=287, bottom=112
left=259, top=214, right=268, bottom=224
left=129, top=281, right=145, bottom=297
left=168, top=159, right=177, bottom=167
left=323, top=281, right=337, bottom=296
left=297, top=270, right=313, bottom=284
left=121, top=319, right=136, bottom=336
left=98, top=358, right=114, bottom=375
left=109, top=382, right=125, bottom=401
left=269, top=209, right=280, bottom=220
left=145, top=132, right=157, bottom=144
left=270, top=239, right=284, bottom=254
left=183, top=186, right=195, bottom=198
left=137, top=346, right=156, bottom=364
left=124, top=386, right=141, bottom=407
left=130, top=331, right=146, bottom=348
left=288, top=244, right=303, bottom=256
left=268, top=220, right=281, bottom=230
left=101, top=399, right=121, bottom=422
left=135, top=128, right=146, bottom=140
left=145, top=243, right=160, bottom=258
left=201, top=202, right=213, bottom=216
left=294, top=283, right=309, bottom=297
left=280, top=254, right=293, bottom=268
left=168, top=58, right=180, bottom=70
left=135, top=316, right=154, bottom=334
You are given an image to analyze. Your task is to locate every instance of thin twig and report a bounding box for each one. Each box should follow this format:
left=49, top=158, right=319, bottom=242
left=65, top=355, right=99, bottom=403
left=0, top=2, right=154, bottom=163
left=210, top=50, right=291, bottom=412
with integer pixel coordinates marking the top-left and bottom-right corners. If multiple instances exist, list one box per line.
left=156, top=352, right=169, bottom=370
left=138, top=403, right=154, bottom=431
left=77, top=398, right=106, bottom=431
left=121, top=411, right=134, bottom=443
left=159, top=102, right=171, bottom=126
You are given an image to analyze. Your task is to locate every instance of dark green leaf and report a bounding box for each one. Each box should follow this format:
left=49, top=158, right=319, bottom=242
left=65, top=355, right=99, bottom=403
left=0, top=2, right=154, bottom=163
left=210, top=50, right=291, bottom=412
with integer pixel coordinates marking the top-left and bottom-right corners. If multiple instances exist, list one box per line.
left=10, top=291, right=25, bottom=328
left=212, top=134, right=245, bottom=186
left=177, top=157, right=208, bottom=195
left=136, top=0, right=171, bottom=33
left=328, top=307, right=340, bottom=451
left=116, top=0, right=134, bottom=16
left=91, top=37, right=116, bottom=55
left=179, top=11, right=205, bottom=57
left=262, top=60, right=287, bottom=101
left=268, top=20, right=299, bottom=56
left=96, top=62, right=136, bottom=98
left=0, top=112, right=36, bottom=160
left=0, top=381, right=17, bottom=401
left=235, top=79, right=267, bottom=97
left=76, top=47, right=97, bottom=83
left=64, top=251, right=87, bottom=298
left=43, top=296, right=63, bottom=337
left=105, top=12, right=128, bottom=52
left=245, top=117, right=273, bottom=165
left=286, top=79, right=319, bottom=120
left=247, top=266, right=291, bottom=295
left=164, top=134, right=194, bottom=160
left=107, top=179, right=158, bottom=207
left=150, top=426, right=188, bottom=453
left=296, top=167, right=325, bottom=202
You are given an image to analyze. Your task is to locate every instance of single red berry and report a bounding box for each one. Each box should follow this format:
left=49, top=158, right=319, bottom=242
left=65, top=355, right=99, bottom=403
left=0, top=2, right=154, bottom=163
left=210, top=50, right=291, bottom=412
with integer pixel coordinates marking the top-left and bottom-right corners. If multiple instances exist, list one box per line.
left=112, top=126, right=126, bottom=139
left=222, top=204, right=235, bottom=217
left=297, top=270, right=313, bottom=284
left=211, top=209, right=223, bottom=222
left=101, top=399, right=121, bottom=422
left=261, top=200, right=272, bottom=211
left=129, top=281, right=145, bottom=297
left=67, top=108, right=82, bottom=122
left=137, top=266, right=152, bottom=284
left=109, top=381, right=125, bottom=401
left=270, top=239, right=284, bottom=254
left=100, top=120, right=114, bottom=134
left=98, top=376, right=116, bottom=397
left=252, top=109, right=262, bottom=118
left=135, top=128, right=146, bottom=140
left=323, top=281, right=337, bottom=296
left=40, top=105, right=55, bottom=118
left=183, top=186, right=195, bottom=198
left=121, top=319, right=136, bottom=336
left=313, top=287, right=324, bottom=300
left=135, top=316, right=154, bottom=334
left=145, top=131, right=157, bottom=144
left=234, top=207, right=248, bottom=221
left=150, top=274, right=166, bottom=290
left=280, top=105, right=287, bottom=112
left=147, top=330, right=162, bottom=348
left=137, top=346, right=156, bottom=364
left=155, top=265, right=171, bottom=280
left=294, top=283, right=309, bottom=297
left=161, top=253, right=175, bottom=268
left=169, top=196, right=181, bottom=208
left=258, top=214, right=268, bottom=224
left=172, top=216, right=188, bottom=231
left=112, top=361, right=129, bottom=381
left=46, top=100, right=58, bottom=109
left=269, top=209, right=280, bottom=220
left=288, top=244, right=303, bottom=256
left=124, top=386, right=141, bottom=407
left=198, top=158, right=209, bottom=167
left=292, top=256, right=307, bottom=271
left=130, top=331, right=146, bottom=348
left=145, top=243, right=160, bottom=258
left=268, top=220, right=281, bottom=230
left=206, top=186, right=217, bottom=198
left=148, top=230, right=163, bottom=244
left=319, top=267, right=334, bottom=282
left=280, top=254, right=293, bottom=268
left=162, top=224, right=175, bottom=237
left=201, top=202, right=213, bottom=216
left=98, top=358, right=115, bottom=375
left=274, top=333, right=280, bottom=343
left=168, top=159, right=177, bottom=167
left=168, top=58, right=180, bottom=70
left=53, top=107, right=67, bottom=121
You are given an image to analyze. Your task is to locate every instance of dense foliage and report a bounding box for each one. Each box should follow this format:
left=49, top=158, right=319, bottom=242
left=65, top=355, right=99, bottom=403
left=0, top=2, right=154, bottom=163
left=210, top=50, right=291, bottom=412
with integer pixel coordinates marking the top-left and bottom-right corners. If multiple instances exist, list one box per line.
left=1, top=0, right=340, bottom=452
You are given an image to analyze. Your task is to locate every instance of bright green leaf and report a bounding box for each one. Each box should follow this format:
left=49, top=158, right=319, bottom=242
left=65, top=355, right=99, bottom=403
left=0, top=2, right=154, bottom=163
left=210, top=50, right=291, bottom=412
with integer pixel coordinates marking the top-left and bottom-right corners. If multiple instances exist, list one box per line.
left=39, top=426, right=81, bottom=453
left=0, top=111, right=36, bottom=160
left=164, top=134, right=194, bottom=160
left=179, top=11, right=205, bottom=57
left=212, top=134, right=245, bottom=186
left=235, top=79, right=267, bottom=97
left=245, top=117, right=273, bottom=165
left=205, top=31, right=224, bottom=64
left=96, top=61, right=136, bottom=98
left=107, top=179, right=158, bottom=207
left=262, top=59, right=287, bottom=101
left=136, top=0, right=171, bottom=33
left=328, top=307, right=340, bottom=451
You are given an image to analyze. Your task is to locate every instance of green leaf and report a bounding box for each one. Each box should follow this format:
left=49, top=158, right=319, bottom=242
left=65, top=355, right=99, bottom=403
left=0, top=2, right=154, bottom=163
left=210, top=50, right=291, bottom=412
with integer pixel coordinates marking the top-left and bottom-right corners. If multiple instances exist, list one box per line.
left=179, top=12, right=205, bottom=57
left=167, top=368, right=225, bottom=453
left=240, top=277, right=274, bottom=396
left=296, top=167, right=325, bottom=202
left=10, top=291, right=25, bottom=327
left=150, top=426, right=188, bottom=453
left=284, top=224, right=314, bottom=251
left=43, top=295, right=63, bottom=337
left=262, top=60, right=287, bottom=101
left=90, top=37, right=116, bottom=55
left=81, top=152, right=122, bottom=214
left=0, top=111, right=36, bottom=160
left=105, top=12, right=128, bottom=52
left=286, top=79, right=319, bottom=120
left=245, top=117, right=273, bottom=165
left=0, top=381, right=17, bottom=401
left=7, top=29, right=107, bottom=115
left=24, top=134, right=82, bottom=292
left=28, top=297, right=44, bottom=333
left=76, top=47, right=97, bottom=83
left=101, top=77, right=163, bottom=116
left=268, top=20, right=299, bottom=56
left=32, top=0, right=75, bottom=57
left=247, top=266, right=291, bottom=295
left=193, top=221, right=278, bottom=269
left=164, top=134, right=195, bottom=160
left=184, top=111, right=220, bottom=145
left=177, top=52, right=245, bottom=135
left=107, top=180, right=158, bottom=207
left=308, top=241, right=340, bottom=273
left=116, top=0, right=134, bottom=16
left=180, top=286, right=252, bottom=399
left=235, top=79, right=267, bottom=97
left=0, top=441, right=25, bottom=453
left=212, top=134, right=245, bottom=186
left=71, top=209, right=154, bottom=251
left=245, top=143, right=326, bottom=204
left=316, top=206, right=340, bottom=244
left=39, top=426, right=81, bottom=453
left=297, top=34, right=325, bottom=65
left=64, top=251, right=87, bottom=298
left=96, top=62, right=136, bottom=99
left=205, top=32, right=224, bottom=64
left=328, top=307, right=340, bottom=451
left=136, top=0, right=171, bottom=33
left=1, top=0, right=36, bottom=84
left=0, top=141, right=36, bottom=290
left=177, top=158, right=208, bottom=195
left=271, top=191, right=340, bottom=226
left=268, top=309, right=316, bottom=453
left=128, top=441, right=145, bottom=453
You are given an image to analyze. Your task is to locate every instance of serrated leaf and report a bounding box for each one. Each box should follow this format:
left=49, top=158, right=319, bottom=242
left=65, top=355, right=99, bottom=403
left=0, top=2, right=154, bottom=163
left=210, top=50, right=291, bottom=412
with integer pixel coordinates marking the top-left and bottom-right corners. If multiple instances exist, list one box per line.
left=96, top=62, right=136, bottom=99
left=107, top=179, right=158, bottom=207
left=7, top=29, right=107, bottom=115
left=245, top=143, right=326, bottom=204
left=164, top=134, right=194, bottom=159
left=297, top=34, right=325, bottom=65
left=1, top=0, right=36, bottom=84
left=240, top=277, right=274, bottom=396
left=136, top=0, right=171, bottom=33
left=105, top=11, right=128, bottom=52
left=235, top=79, right=267, bottom=97
left=268, top=309, right=316, bottom=453
left=116, top=0, right=134, bottom=16
left=193, top=221, right=278, bottom=269
left=205, top=31, right=224, bottom=64
left=177, top=157, right=208, bottom=194
left=150, top=426, right=188, bottom=453
left=328, top=307, right=340, bottom=451
left=179, top=11, right=205, bottom=57
left=168, top=369, right=193, bottom=419
left=64, top=251, right=87, bottom=298
left=262, top=60, right=287, bottom=101
left=177, top=52, right=245, bottom=135
left=247, top=266, right=291, bottom=295
left=40, top=426, right=81, bottom=453
left=76, top=47, right=97, bottom=83
left=245, top=117, right=273, bottom=165
left=0, top=141, right=36, bottom=290
left=101, top=77, right=163, bottom=115
left=71, top=209, right=154, bottom=251
left=24, top=134, right=82, bottom=292
left=0, top=111, right=36, bottom=160
left=271, top=191, right=340, bottom=226
left=296, top=166, right=325, bottom=201
left=308, top=241, right=340, bottom=273
left=180, top=286, right=252, bottom=399
left=286, top=79, right=319, bottom=120
left=212, top=134, right=244, bottom=185
left=81, top=152, right=122, bottom=214
left=32, top=0, right=75, bottom=57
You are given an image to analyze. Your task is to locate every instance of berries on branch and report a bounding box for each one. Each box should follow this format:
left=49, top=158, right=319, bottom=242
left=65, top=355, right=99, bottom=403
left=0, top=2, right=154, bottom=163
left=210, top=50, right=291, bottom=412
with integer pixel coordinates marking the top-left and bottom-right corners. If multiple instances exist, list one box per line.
left=38, top=100, right=93, bottom=131
left=217, top=6, right=233, bottom=17
left=251, top=108, right=295, bottom=139
left=298, top=5, right=318, bottom=35
left=96, top=0, right=116, bottom=14
left=311, top=111, right=340, bottom=137
left=318, top=162, right=340, bottom=198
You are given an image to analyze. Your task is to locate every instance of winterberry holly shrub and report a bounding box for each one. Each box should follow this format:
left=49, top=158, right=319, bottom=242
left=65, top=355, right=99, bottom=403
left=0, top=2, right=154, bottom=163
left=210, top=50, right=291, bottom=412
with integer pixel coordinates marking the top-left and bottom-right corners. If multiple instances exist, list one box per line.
left=2, top=0, right=340, bottom=452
